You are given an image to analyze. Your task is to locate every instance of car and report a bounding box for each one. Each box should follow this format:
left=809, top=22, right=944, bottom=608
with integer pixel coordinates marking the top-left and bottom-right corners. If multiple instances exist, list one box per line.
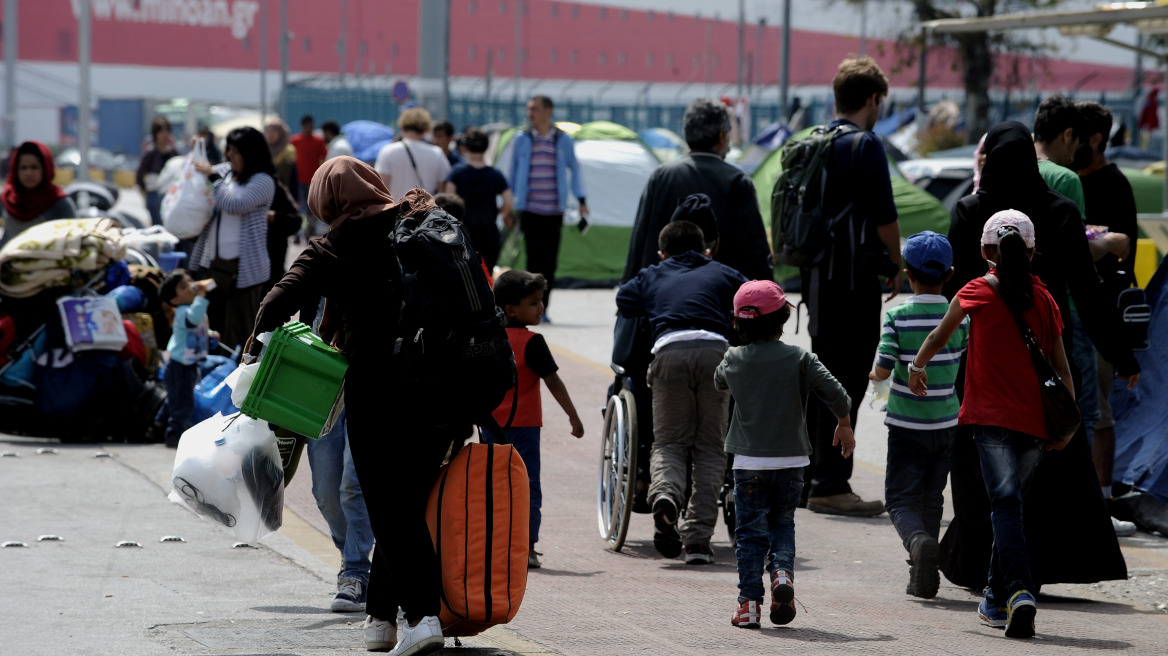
left=54, top=147, right=129, bottom=183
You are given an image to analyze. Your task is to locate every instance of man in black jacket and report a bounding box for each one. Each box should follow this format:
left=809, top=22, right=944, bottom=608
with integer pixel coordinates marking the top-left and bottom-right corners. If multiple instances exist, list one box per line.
left=622, top=98, right=771, bottom=283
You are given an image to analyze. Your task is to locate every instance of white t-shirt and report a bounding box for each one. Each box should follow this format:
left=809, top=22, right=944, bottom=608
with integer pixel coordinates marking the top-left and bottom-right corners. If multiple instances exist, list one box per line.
left=374, top=138, right=451, bottom=199
left=326, top=136, right=353, bottom=160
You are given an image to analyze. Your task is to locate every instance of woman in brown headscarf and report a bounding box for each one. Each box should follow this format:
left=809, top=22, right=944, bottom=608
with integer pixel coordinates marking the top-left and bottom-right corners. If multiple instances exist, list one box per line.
left=248, top=157, right=456, bottom=654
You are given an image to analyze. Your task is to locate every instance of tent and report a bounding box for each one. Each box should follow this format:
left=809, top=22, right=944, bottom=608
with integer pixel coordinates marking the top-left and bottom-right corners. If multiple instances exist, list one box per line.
left=341, top=120, right=396, bottom=164
left=751, top=128, right=953, bottom=282
left=493, top=121, right=661, bottom=286
left=638, top=127, right=687, bottom=162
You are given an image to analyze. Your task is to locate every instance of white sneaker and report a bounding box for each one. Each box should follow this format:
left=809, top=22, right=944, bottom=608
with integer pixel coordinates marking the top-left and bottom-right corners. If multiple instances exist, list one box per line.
left=363, top=615, right=396, bottom=652
left=388, top=615, right=444, bottom=656
left=1112, top=516, right=1138, bottom=537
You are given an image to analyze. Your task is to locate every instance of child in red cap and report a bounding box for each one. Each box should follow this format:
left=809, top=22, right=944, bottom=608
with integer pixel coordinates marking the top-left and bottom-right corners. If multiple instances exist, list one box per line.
left=716, top=280, right=854, bottom=629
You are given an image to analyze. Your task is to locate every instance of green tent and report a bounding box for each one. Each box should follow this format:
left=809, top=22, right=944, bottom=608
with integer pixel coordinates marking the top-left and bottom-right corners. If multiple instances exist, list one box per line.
left=751, top=130, right=952, bottom=281
left=1122, top=168, right=1164, bottom=214
left=493, top=121, right=661, bottom=286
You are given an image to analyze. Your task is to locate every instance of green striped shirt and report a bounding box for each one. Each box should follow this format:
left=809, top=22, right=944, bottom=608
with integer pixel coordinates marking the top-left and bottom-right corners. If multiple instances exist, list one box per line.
left=876, top=295, right=969, bottom=430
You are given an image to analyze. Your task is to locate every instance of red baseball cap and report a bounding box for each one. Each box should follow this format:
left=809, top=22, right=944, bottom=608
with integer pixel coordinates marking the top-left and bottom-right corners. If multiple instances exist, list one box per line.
left=733, top=280, right=794, bottom=319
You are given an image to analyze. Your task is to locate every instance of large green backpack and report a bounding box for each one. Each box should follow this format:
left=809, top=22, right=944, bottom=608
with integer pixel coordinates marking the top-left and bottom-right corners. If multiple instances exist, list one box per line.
left=771, top=124, right=861, bottom=267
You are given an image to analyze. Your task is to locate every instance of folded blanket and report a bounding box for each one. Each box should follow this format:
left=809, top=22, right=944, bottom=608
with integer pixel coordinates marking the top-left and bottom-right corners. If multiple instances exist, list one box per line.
left=0, top=218, right=125, bottom=298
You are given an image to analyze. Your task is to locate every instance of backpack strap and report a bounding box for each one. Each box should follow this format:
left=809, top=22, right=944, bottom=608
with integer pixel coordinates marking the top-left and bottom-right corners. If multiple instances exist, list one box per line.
left=401, top=140, right=426, bottom=190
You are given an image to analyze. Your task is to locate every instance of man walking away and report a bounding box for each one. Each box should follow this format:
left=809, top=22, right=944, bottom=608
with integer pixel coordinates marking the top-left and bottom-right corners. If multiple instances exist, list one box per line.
left=623, top=98, right=771, bottom=283
left=509, top=95, right=588, bottom=316
left=375, top=107, right=451, bottom=201
left=801, top=56, right=903, bottom=517
left=322, top=120, right=353, bottom=160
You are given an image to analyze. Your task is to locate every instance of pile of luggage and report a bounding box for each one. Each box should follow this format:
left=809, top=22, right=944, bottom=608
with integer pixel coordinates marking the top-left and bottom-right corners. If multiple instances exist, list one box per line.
left=0, top=217, right=169, bottom=441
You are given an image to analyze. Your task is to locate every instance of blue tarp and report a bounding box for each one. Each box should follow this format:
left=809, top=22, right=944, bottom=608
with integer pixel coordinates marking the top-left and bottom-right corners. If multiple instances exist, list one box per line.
left=342, top=120, right=396, bottom=164
left=873, top=107, right=917, bottom=138
left=1112, top=257, right=1168, bottom=503
left=752, top=122, right=793, bottom=151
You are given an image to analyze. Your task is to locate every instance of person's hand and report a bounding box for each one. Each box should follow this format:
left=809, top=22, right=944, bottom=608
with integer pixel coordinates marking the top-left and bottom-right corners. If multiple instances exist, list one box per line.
left=209, top=330, right=220, bottom=341
left=569, top=415, right=585, bottom=438
left=908, top=368, right=929, bottom=396
left=579, top=202, right=590, bottom=217
left=1119, top=372, right=1140, bottom=390
left=243, top=335, right=261, bottom=359
left=833, top=424, right=856, bottom=459
left=884, top=269, right=903, bottom=302
left=193, top=161, right=214, bottom=176
left=1045, top=435, right=1072, bottom=452
left=868, top=370, right=878, bottom=381
left=192, top=281, right=208, bottom=297
left=503, top=212, right=515, bottom=229
left=1102, top=232, right=1131, bottom=261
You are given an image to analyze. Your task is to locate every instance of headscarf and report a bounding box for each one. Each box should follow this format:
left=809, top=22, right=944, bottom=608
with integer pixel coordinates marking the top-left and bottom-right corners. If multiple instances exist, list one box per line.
left=975, top=121, right=1049, bottom=218
left=308, top=156, right=435, bottom=228
left=2, top=141, right=67, bottom=221
left=265, top=118, right=291, bottom=160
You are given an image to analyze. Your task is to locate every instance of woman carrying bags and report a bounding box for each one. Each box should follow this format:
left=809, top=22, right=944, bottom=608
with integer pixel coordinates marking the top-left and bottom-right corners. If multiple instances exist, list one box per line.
left=191, top=127, right=275, bottom=350
left=247, top=157, right=462, bottom=656
left=909, top=211, right=1070, bottom=638
left=1, top=141, right=78, bottom=249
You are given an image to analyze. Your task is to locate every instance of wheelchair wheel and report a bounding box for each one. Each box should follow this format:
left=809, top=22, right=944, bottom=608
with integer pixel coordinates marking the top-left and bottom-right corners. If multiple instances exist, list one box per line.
left=597, top=387, right=638, bottom=551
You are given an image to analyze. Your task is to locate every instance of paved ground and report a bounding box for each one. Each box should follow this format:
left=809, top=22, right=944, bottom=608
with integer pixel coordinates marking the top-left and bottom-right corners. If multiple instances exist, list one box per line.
left=4, top=287, right=1168, bottom=655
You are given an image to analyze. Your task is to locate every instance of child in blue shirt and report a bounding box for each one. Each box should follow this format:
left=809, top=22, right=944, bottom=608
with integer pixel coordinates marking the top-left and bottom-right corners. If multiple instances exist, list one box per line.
left=159, top=269, right=211, bottom=448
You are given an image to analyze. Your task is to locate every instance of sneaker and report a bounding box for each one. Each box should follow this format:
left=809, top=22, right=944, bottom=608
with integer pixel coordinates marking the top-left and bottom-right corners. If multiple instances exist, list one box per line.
left=806, top=492, right=885, bottom=517
left=731, top=599, right=762, bottom=629
left=364, top=615, right=397, bottom=652
left=770, top=570, right=796, bottom=625
left=684, top=543, right=714, bottom=565
left=651, top=494, right=682, bottom=558
left=977, top=595, right=1008, bottom=629
left=388, top=615, right=444, bottom=656
left=1005, top=590, right=1037, bottom=639
left=1112, top=516, right=1138, bottom=537
left=332, top=577, right=367, bottom=613
left=907, top=534, right=940, bottom=599
left=528, top=546, right=542, bottom=569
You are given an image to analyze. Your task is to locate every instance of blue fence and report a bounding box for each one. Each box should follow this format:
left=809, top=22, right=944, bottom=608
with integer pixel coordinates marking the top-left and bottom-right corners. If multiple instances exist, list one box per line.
left=281, top=85, right=1147, bottom=147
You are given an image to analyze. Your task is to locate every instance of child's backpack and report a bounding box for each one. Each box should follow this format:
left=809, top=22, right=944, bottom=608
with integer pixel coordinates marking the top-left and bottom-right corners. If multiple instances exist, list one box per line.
left=392, top=208, right=516, bottom=424
left=771, top=124, right=861, bottom=267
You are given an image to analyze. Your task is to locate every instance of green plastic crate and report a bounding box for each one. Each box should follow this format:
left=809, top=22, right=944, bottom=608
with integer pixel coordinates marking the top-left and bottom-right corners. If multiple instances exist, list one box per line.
left=241, top=322, right=348, bottom=438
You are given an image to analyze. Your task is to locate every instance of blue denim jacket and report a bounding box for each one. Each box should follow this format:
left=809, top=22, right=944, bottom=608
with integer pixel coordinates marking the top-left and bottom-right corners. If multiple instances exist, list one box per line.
left=509, top=128, right=586, bottom=213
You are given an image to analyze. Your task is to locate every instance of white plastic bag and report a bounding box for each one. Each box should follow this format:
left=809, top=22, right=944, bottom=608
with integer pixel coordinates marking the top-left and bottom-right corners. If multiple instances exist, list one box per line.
left=225, top=361, right=261, bottom=408
left=169, top=412, right=285, bottom=543
left=154, top=154, right=186, bottom=194
left=161, top=138, right=215, bottom=239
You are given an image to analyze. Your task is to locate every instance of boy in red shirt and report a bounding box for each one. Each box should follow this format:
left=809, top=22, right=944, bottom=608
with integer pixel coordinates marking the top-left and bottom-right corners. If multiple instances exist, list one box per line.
left=485, top=269, right=585, bottom=568
left=289, top=115, right=327, bottom=220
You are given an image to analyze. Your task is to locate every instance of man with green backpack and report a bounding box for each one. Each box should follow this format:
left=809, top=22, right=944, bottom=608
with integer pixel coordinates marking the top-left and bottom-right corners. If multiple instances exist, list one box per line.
left=772, top=56, right=904, bottom=517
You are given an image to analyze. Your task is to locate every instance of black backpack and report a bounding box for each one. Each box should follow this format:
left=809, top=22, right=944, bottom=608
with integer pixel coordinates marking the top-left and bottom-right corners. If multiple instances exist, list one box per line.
left=392, top=208, right=517, bottom=425
left=771, top=124, right=861, bottom=267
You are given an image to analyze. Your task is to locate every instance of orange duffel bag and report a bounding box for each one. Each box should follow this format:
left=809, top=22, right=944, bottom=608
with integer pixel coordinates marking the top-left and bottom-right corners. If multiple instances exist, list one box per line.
left=426, top=442, right=530, bottom=637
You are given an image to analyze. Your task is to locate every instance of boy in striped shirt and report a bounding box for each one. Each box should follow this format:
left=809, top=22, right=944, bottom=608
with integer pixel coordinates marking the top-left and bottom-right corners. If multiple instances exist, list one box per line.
left=869, top=231, right=968, bottom=600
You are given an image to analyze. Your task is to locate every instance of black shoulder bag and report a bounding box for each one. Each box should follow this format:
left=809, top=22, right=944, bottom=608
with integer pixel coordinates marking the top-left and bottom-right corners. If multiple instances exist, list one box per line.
left=986, top=275, right=1081, bottom=443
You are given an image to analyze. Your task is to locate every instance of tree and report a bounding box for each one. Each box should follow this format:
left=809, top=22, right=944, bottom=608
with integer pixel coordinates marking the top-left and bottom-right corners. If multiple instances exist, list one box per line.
left=902, top=1, right=1066, bottom=143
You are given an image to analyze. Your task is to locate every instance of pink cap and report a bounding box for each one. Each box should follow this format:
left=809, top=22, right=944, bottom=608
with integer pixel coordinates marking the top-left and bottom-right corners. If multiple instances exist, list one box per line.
left=981, top=209, right=1036, bottom=248
left=733, top=280, right=794, bottom=319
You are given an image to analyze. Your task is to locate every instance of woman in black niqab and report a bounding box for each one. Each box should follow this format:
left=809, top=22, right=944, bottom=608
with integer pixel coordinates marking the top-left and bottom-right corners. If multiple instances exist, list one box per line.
left=940, top=121, right=1136, bottom=591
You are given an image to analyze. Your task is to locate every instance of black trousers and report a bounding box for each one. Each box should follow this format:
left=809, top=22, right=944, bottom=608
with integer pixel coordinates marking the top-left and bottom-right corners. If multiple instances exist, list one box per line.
left=802, top=272, right=883, bottom=499
left=520, top=211, right=563, bottom=309
left=344, top=360, right=465, bottom=623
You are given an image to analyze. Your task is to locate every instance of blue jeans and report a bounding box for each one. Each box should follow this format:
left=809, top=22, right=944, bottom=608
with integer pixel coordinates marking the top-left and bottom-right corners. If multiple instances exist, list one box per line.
left=481, top=426, right=542, bottom=543
left=885, top=426, right=955, bottom=551
left=306, top=410, right=374, bottom=584
left=1070, top=310, right=1100, bottom=441
left=145, top=190, right=162, bottom=226
left=163, top=361, right=199, bottom=444
left=974, top=425, right=1044, bottom=604
left=733, top=468, right=803, bottom=603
